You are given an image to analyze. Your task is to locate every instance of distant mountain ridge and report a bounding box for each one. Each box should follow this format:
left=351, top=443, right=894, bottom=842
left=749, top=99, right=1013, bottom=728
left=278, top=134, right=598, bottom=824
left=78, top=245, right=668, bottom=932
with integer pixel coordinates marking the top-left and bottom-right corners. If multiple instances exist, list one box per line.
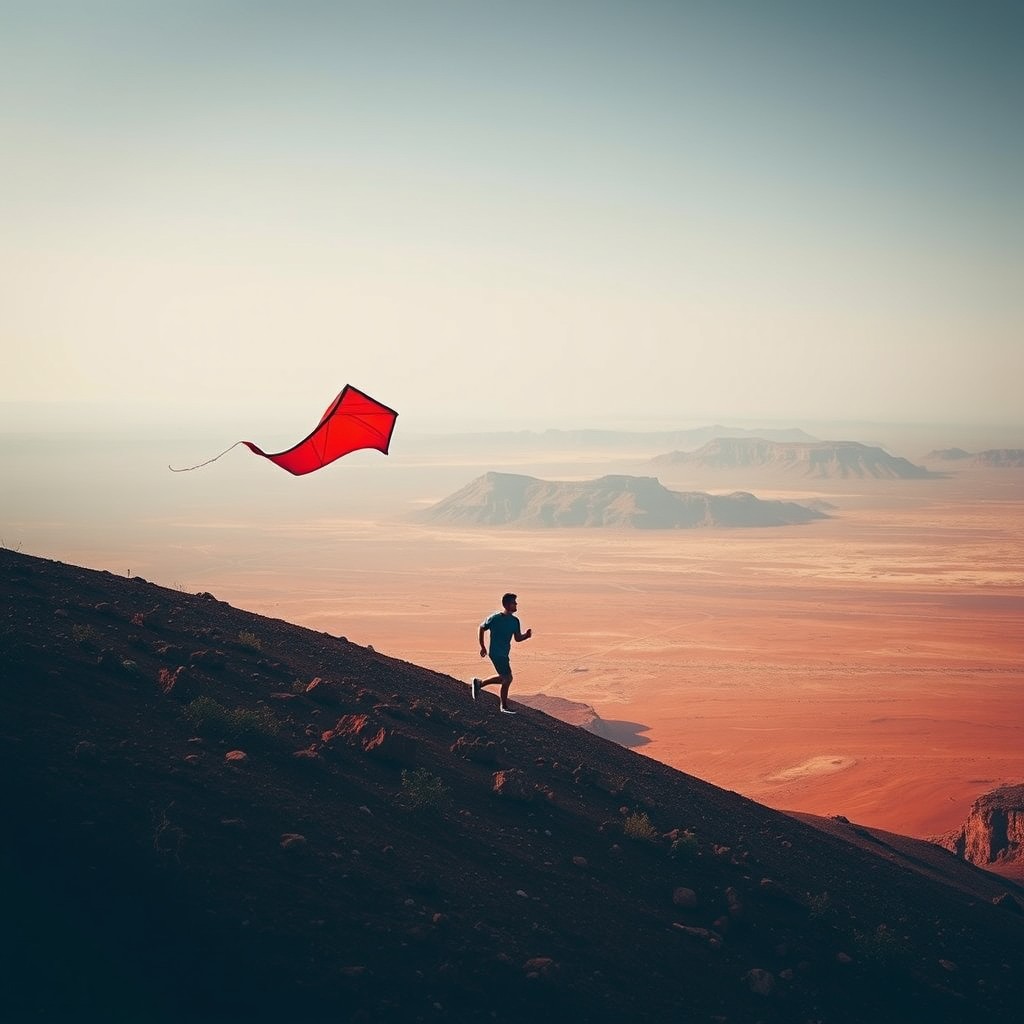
left=404, top=425, right=818, bottom=453
left=926, top=448, right=1024, bottom=468
left=418, top=472, right=827, bottom=528
left=924, top=448, right=972, bottom=461
left=654, top=438, right=933, bottom=479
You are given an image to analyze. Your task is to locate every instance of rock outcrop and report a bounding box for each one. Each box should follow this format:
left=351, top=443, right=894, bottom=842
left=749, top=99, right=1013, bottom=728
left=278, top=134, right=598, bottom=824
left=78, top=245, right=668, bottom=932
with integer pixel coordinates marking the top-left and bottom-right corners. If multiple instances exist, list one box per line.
left=939, top=785, right=1024, bottom=868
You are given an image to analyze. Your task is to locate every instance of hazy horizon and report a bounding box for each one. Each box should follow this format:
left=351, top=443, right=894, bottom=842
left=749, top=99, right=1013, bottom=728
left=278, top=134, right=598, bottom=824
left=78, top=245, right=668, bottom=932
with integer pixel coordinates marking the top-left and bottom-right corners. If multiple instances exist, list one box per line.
left=3, top=1, right=1022, bottom=432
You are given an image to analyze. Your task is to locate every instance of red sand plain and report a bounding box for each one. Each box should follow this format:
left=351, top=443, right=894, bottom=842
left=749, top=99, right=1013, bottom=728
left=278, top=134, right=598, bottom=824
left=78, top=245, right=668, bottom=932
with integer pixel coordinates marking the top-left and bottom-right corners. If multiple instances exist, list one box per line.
left=26, top=456, right=1023, bottom=840
left=143, top=469, right=1024, bottom=841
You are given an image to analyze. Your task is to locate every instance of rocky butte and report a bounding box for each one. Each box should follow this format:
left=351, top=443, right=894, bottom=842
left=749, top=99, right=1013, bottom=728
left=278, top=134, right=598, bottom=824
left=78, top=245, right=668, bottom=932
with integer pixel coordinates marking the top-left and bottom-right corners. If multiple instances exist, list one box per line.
left=418, top=472, right=827, bottom=528
left=937, top=785, right=1024, bottom=875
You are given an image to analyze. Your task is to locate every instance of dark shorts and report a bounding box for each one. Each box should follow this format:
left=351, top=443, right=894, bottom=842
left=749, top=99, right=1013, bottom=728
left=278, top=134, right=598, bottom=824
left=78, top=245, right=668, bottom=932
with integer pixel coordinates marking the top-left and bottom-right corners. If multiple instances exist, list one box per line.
left=489, top=653, right=512, bottom=678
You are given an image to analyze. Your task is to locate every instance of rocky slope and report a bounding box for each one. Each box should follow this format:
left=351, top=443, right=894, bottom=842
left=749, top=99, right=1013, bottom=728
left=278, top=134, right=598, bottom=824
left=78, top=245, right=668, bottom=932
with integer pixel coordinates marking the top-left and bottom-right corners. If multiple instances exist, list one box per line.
left=1, top=547, right=1021, bottom=1023
left=936, top=785, right=1024, bottom=874
left=417, top=472, right=827, bottom=528
left=654, top=439, right=933, bottom=479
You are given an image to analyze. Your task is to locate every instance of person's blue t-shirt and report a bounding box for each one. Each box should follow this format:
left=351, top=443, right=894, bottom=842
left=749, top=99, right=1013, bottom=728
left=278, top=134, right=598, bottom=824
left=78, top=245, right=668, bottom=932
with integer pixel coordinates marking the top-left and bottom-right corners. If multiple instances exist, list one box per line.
left=481, top=611, right=520, bottom=657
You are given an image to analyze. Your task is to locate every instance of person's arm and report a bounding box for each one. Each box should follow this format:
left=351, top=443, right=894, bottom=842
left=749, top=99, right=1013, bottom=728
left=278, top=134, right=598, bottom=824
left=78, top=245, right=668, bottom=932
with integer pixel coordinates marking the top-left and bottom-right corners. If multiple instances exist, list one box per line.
left=478, top=624, right=488, bottom=657
left=514, top=626, right=532, bottom=642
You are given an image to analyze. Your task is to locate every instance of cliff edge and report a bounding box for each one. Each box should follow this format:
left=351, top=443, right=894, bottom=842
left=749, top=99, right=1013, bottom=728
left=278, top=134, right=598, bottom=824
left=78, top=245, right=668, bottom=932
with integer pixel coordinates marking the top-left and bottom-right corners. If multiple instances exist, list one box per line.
left=937, top=785, right=1024, bottom=877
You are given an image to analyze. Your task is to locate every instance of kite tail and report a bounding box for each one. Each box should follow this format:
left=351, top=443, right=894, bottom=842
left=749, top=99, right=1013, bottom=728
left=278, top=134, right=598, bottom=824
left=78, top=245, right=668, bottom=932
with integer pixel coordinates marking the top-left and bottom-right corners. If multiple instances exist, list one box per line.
left=168, top=441, right=246, bottom=472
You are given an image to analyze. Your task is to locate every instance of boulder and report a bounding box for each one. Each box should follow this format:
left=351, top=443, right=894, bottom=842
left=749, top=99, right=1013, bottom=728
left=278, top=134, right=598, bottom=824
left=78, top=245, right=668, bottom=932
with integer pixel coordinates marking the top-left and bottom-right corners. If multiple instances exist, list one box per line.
left=305, top=677, right=345, bottom=705
left=672, top=887, right=698, bottom=908
left=189, top=649, right=226, bottom=671
left=362, top=728, right=417, bottom=763
left=492, top=769, right=532, bottom=801
left=157, top=666, right=195, bottom=700
left=522, top=957, right=558, bottom=978
left=743, top=968, right=775, bottom=996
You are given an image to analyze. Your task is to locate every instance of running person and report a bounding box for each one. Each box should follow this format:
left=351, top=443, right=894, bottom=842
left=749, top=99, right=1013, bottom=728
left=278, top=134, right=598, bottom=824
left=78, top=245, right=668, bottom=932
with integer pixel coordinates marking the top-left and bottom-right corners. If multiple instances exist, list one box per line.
left=471, top=592, right=532, bottom=714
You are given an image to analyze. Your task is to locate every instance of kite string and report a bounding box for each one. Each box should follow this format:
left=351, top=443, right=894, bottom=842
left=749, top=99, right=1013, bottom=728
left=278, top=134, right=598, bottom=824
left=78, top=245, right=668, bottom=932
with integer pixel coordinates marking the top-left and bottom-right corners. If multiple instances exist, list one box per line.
left=168, top=441, right=246, bottom=473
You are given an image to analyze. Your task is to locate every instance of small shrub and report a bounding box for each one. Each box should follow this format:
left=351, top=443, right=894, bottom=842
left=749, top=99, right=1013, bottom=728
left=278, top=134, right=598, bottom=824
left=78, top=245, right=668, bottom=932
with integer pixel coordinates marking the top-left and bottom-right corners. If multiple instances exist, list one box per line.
left=853, top=924, right=911, bottom=967
left=152, top=804, right=184, bottom=860
left=184, top=696, right=230, bottom=733
left=399, top=768, right=452, bottom=813
left=237, top=631, right=263, bottom=651
left=230, top=706, right=279, bottom=739
left=72, top=623, right=98, bottom=646
left=808, top=892, right=833, bottom=919
left=623, top=811, right=659, bottom=843
left=669, top=830, right=699, bottom=859
left=184, top=696, right=279, bottom=741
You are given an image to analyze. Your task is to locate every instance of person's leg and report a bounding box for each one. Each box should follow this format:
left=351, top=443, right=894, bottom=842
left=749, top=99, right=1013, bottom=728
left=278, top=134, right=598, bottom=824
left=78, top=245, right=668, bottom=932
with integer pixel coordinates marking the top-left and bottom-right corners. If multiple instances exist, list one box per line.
left=475, top=660, right=516, bottom=712
left=471, top=672, right=501, bottom=700
left=498, top=675, right=515, bottom=712
left=478, top=655, right=511, bottom=695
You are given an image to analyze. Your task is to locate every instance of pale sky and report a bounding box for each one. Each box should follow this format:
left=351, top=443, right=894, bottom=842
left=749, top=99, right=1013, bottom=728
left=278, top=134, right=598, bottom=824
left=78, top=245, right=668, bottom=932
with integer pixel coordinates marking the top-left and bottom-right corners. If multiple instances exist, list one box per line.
left=2, top=0, right=1022, bottom=431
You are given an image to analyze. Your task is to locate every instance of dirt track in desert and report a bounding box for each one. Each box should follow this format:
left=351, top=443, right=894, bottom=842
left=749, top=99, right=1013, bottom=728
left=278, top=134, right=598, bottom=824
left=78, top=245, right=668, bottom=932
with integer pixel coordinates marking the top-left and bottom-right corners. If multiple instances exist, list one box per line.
left=147, top=466, right=1023, bottom=840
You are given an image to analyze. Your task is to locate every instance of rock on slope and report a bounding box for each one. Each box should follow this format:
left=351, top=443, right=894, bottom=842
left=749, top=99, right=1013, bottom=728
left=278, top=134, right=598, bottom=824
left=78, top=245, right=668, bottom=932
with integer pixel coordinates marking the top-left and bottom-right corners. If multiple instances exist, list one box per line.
left=1, top=547, right=1022, bottom=1023
left=418, top=472, right=826, bottom=528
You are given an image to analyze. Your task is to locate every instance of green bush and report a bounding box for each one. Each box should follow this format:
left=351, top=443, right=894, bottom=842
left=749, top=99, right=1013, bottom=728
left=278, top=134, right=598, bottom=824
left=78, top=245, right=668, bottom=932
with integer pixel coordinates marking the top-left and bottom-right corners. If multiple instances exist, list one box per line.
left=808, top=892, right=833, bottom=919
left=853, top=924, right=911, bottom=967
left=184, top=696, right=279, bottom=741
left=669, top=830, right=698, bottom=859
left=237, top=631, right=263, bottom=651
left=399, top=768, right=452, bottom=813
left=623, top=811, right=659, bottom=843
left=72, top=623, right=98, bottom=646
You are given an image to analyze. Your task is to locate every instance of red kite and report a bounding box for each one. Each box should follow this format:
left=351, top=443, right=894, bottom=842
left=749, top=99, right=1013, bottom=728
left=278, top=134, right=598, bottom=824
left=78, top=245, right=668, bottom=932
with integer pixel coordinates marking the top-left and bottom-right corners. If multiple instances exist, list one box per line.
left=170, top=385, right=398, bottom=475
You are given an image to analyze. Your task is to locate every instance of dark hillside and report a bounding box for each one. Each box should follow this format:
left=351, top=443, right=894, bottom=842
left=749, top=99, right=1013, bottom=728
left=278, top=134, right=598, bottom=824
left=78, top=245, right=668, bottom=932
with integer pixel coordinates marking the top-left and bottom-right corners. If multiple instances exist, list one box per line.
left=1, top=548, right=1021, bottom=1023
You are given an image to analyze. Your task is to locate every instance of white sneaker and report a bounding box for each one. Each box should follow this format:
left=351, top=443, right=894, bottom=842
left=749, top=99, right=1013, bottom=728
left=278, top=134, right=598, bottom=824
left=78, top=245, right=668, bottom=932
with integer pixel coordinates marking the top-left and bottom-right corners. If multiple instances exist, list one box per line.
left=499, top=706, right=517, bottom=715
left=471, top=678, right=480, bottom=700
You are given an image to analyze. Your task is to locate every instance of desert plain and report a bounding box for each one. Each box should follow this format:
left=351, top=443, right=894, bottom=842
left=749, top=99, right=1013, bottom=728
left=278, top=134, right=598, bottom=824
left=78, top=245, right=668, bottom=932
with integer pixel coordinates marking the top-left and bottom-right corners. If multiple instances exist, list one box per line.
left=5, top=430, right=1023, bottom=840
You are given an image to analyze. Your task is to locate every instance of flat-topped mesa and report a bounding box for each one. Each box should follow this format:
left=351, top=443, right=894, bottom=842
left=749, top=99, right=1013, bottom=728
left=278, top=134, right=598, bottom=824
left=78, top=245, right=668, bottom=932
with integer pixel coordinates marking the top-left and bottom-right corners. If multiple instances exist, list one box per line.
left=925, top=448, right=1024, bottom=467
left=654, top=438, right=933, bottom=479
left=418, top=471, right=827, bottom=528
left=970, top=449, right=1024, bottom=468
